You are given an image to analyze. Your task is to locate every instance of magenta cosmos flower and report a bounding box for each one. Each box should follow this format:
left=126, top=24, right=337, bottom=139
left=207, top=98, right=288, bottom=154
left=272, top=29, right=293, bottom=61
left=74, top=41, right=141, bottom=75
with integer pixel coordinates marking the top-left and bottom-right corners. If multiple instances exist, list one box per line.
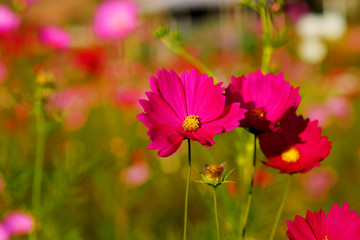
left=92, top=0, right=138, bottom=40
left=137, top=69, right=247, bottom=157
left=2, top=211, right=34, bottom=236
left=0, top=5, right=20, bottom=35
left=225, top=70, right=301, bottom=133
left=258, top=114, right=331, bottom=174
left=286, top=202, right=360, bottom=239
left=39, top=26, right=71, bottom=50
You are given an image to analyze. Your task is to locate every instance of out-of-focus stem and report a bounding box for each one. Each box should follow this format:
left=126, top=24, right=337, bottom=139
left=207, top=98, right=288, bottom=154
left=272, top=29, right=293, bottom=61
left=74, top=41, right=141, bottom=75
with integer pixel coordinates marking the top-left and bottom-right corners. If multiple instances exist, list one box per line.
left=30, top=95, right=46, bottom=240
left=269, top=175, right=292, bottom=240
left=259, top=1, right=273, bottom=73
left=161, top=38, right=219, bottom=83
left=183, top=139, right=191, bottom=240
left=241, top=134, right=257, bottom=239
left=213, top=188, right=221, bottom=240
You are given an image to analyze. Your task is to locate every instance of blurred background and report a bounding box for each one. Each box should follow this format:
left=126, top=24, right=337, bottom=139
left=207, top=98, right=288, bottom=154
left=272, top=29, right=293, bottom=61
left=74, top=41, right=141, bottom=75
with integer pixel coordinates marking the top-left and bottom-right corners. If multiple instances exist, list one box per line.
left=0, top=0, right=359, bottom=239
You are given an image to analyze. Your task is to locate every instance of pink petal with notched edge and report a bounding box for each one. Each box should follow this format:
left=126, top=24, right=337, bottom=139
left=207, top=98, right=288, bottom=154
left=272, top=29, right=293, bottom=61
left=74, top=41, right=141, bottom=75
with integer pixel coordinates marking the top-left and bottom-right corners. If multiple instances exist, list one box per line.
left=286, top=214, right=319, bottom=239
left=326, top=202, right=360, bottom=239
left=150, top=69, right=187, bottom=120
left=181, top=69, right=225, bottom=121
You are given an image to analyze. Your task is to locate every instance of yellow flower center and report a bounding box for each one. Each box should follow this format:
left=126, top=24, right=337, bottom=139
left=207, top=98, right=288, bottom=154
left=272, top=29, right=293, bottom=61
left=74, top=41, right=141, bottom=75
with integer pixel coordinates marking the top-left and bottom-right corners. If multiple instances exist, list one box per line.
left=182, top=115, right=200, bottom=131
left=323, top=236, right=329, bottom=240
left=250, top=108, right=265, bottom=118
left=281, top=148, right=300, bottom=163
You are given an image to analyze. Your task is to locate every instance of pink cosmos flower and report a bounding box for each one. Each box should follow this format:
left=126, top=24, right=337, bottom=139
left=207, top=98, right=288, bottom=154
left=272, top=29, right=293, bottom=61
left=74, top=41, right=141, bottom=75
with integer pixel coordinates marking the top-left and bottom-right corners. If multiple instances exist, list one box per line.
left=286, top=202, right=360, bottom=239
left=39, top=27, right=71, bottom=50
left=3, top=211, right=34, bottom=236
left=0, top=5, right=20, bottom=35
left=137, top=68, right=247, bottom=157
left=258, top=114, right=331, bottom=174
left=92, top=0, right=138, bottom=40
left=225, top=70, right=301, bottom=133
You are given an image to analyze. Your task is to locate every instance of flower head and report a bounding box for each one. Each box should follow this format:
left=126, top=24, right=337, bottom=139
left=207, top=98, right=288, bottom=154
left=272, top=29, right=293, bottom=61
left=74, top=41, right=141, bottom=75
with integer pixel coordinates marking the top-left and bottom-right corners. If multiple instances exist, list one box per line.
left=196, top=162, right=234, bottom=188
left=0, top=224, right=9, bottom=240
left=225, top=70, right=301, bottom=133
left=286, top=202, right=360, bottom=239
left=39, top=26, right=71, bottom=50
left=3, top=211, right=34, bottom=236
left=137, top=68, right=247, bottom=157
left=0, top=5, right=20, bottom=35
left=258, top=114, right=332, bottom=174
left=92, top=0, right=138, bottom=40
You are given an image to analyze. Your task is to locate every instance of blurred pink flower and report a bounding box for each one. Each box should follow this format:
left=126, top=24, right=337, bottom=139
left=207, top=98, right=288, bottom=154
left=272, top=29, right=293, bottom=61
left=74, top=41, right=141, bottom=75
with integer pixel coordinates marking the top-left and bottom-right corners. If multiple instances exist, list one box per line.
left=286, top=202, right=360, bottom=239
left=284, top=1, right=309, bottom=22
left=137, top=68, right=247, bottom=157
left=46, top=87, right=97, bottom=131
left=3, top=212, right=34, bottom=236
left=306, top=105, right=331, bottom=128
left=300, top=167, right=338, bottom=200
left=39, top=27, right=71, bottom=50
left=325, top=97, right=351, bottom=119
left=120, top=161, right=151, bottom=188
left=0, top=5, right=20, bottom=35
left=225, top=71, right=301, bottom=133
left=0, top=224, right=9, bottom=240
left=113, top=87, right=141, bottom=109
left=92, top=0, right=138, bottom=40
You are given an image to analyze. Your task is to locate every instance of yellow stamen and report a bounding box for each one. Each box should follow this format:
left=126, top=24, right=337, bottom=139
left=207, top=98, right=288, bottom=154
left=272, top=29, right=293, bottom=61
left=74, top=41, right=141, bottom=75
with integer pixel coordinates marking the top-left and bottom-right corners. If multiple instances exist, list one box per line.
left=281, top=148, right=300, bottom=163
left=323, top=236, right=328, bottom=240
left=182, top=115, right=200, bottom=131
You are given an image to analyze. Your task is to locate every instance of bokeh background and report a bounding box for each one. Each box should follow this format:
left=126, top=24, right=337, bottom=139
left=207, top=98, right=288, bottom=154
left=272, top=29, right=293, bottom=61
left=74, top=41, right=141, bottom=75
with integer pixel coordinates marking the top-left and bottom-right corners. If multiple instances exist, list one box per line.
left=0, top=0, right=360, bottom=239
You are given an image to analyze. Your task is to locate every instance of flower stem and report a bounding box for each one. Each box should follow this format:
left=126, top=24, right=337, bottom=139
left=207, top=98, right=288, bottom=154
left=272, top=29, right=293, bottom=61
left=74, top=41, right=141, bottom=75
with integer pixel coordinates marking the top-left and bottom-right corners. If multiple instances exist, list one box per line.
left=259, top=0, right=273, bottom=73
left=241, top=134, right=257, bottom=239
left=213, top=187, right=221, bottom=240
left=183, top=139, right=191, bottom=240
left=30, top=97, right=46, bottom=240
left=161, top=38, right=219, bottom=83
left=269, top=175, right=292, bottom=240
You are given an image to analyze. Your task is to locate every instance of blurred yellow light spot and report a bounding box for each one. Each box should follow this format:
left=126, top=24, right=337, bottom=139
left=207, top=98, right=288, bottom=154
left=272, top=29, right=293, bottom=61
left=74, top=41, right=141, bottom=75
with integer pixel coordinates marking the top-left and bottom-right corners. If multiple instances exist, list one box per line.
left=111, top=137, right=128, bottom=158
left=281, top=148, right=300, bottom=163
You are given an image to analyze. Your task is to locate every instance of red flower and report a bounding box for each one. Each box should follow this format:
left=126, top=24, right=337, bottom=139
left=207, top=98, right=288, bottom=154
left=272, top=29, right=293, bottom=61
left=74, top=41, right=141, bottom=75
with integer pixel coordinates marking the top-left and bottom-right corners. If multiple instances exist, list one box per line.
left=286, top=202, right=360, bottom=239
left=258, top=114, right=331, bottom=174
left=225, top=70, right=301, bottom=133
left=137, top=69, right=247, bottom=157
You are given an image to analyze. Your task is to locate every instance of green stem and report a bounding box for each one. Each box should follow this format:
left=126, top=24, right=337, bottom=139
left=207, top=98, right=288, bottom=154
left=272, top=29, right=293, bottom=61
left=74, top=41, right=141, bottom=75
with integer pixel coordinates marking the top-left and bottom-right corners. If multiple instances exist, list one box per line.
left=269, top=175, right=292, bottom=240
left=30, top=98, right=46, bottom=240
left=259, top=1, right=273, bottom=73
left=213, top=188, right=221, bottom=240
left=183, top=139, right=191, bottom=240
left=161, top=38, right=219, bottom=83
left=241, top=134, right=257, bottom=239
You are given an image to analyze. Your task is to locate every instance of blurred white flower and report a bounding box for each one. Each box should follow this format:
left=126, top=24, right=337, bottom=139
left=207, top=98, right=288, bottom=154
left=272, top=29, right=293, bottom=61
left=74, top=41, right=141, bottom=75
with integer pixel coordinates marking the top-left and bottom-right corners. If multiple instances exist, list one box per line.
left=297, top=38, right=327, bottom=64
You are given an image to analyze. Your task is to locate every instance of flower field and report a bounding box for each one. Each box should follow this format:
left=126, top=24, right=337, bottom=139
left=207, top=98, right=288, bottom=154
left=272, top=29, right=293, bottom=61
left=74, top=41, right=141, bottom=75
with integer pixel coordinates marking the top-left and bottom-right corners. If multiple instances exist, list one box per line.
left=0, top=0, right=359, bottom=239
